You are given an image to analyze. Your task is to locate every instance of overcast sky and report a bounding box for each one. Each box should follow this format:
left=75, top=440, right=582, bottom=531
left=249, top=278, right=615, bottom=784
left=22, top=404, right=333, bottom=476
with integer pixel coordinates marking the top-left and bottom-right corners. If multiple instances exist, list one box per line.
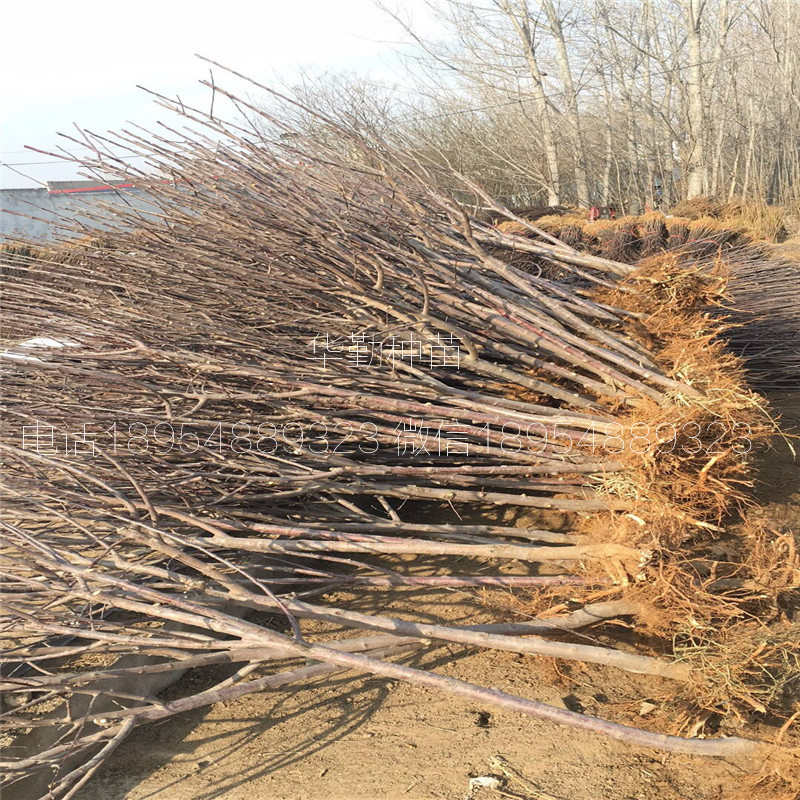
left=0, top=0, right=437, bottom=188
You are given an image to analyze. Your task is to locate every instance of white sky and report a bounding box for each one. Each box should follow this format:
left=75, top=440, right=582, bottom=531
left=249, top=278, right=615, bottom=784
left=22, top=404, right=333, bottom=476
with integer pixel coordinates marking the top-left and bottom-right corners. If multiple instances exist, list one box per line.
left=0, top=0, right=437, bottom=188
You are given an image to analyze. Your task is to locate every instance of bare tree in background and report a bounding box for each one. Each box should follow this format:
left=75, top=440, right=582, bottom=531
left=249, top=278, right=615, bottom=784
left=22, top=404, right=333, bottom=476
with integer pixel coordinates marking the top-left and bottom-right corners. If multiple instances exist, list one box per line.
left=539, top=0, right=590, bottom=206
left=289, top=1, right=800, bottom=209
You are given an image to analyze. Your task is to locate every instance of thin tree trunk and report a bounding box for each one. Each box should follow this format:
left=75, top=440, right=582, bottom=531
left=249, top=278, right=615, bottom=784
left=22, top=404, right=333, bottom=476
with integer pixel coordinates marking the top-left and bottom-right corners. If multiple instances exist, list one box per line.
left=684, top=0, right=707, bottom=198
left=541, top=0, right=590, bottom=206
left=499, top=0, right=562, bottom=204
left=600, top=71, right=615, bottom=206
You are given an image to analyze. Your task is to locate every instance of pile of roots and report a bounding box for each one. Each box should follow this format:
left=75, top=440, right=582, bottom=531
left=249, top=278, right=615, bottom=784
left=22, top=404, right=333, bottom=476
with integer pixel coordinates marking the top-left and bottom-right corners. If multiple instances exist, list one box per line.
left=1, top=68, right=796, bottom=799
left=499, top=209, right=800, bottom=390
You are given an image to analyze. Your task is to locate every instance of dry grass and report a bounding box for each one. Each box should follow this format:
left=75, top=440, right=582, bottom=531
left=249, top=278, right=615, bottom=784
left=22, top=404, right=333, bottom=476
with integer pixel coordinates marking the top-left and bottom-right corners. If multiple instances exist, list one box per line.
left=495, top=219, right=532, bottom=236
left=670, top=197, right=728, bottom=220
left=669, top=197, right=788, bottom=242
left=535, top=212, right=586, bottom=232
left=732, top=201, right=788, bottom=242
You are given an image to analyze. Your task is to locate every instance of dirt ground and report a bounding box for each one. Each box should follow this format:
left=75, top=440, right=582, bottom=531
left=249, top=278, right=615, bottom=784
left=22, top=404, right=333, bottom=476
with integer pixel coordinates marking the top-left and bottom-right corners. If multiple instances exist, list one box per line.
left=76, top=395, right=800, bottom=800
left=81, top=647, right=751, bottom=800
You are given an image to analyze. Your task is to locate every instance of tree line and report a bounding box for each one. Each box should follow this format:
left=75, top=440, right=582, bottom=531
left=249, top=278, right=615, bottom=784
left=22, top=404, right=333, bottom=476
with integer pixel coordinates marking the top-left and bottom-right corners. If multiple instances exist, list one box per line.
left=294, top=0, right=800, bottom=212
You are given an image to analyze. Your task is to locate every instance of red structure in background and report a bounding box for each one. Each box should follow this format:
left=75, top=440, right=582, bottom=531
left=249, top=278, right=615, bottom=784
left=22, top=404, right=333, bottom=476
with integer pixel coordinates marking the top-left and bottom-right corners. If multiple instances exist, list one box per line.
left=588, top=206, right=616, bottom=222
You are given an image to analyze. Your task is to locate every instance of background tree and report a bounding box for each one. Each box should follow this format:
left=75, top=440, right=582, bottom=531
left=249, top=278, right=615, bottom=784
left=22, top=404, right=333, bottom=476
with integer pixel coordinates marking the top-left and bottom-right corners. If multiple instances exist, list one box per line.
left=292, top=0, right=800, bottom=210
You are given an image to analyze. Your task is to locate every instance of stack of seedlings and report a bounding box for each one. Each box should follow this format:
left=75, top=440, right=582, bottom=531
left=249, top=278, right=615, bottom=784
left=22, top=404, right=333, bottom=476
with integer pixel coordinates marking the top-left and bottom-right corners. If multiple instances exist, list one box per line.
left=1, top=69, right=795, bottom=799
left=512, top=209, right=800, bottom=390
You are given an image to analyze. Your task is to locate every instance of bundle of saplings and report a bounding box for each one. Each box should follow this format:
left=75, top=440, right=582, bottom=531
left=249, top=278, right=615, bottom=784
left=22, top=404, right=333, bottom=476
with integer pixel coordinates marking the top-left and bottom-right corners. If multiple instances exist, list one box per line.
left=1, top=68, right=796, bottom=800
